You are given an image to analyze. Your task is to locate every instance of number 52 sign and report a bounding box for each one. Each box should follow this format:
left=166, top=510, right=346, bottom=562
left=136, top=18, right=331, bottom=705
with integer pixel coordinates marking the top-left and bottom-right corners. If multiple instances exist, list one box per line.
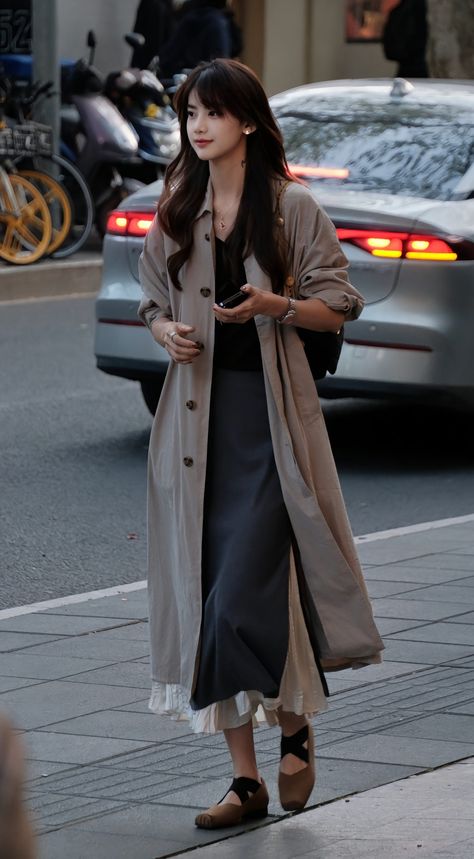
left=0, top=3, right=32, bottom=54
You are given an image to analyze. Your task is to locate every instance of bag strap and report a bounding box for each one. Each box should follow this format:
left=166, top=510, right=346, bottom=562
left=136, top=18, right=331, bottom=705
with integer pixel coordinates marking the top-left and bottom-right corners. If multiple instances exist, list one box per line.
left=274, top=179, right=296, bottom=299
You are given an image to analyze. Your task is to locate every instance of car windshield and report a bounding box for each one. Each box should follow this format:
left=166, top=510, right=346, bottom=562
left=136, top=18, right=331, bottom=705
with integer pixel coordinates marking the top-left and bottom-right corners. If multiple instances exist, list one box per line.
left=274, top=94, right=474, bottom=201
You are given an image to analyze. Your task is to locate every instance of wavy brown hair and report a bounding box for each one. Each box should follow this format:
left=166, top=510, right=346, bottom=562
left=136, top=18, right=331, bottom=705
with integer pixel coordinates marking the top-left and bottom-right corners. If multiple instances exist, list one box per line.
left=158, top=58, right=293, bottom=292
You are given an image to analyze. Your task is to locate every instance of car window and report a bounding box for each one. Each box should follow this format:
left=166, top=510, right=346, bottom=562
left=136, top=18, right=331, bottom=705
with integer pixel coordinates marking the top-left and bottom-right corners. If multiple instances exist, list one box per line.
left=274, top=97, right=474, bottom=201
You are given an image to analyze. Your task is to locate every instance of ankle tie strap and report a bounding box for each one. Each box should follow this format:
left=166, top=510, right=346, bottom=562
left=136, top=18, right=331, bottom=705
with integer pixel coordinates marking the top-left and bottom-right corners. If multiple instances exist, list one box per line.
left=280, top=724, right=309, bottom=763
left=225, top=776, right=261, bottom=804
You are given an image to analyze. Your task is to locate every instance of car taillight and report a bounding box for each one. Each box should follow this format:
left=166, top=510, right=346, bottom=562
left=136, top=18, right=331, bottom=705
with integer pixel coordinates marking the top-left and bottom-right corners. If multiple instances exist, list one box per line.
left=336, top=228, right=467, bottom=261
left=289, top=164, right=350, bottom=180
left=106, top=211, right=155, bottom=237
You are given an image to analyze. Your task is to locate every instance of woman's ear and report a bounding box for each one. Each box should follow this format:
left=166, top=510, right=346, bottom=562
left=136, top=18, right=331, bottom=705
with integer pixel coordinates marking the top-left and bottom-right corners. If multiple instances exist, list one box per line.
left=243, top=124, right=256, bottom=136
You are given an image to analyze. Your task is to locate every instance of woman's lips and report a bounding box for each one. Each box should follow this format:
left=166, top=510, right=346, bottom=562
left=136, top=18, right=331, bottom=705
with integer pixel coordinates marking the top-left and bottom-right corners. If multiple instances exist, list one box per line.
left=195, top=140, right=212, bottom=147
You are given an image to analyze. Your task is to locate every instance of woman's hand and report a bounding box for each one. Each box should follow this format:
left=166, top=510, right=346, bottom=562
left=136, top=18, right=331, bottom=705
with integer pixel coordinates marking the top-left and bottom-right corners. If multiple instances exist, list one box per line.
left=151, top=319, right=202, bottom=364
left=213, top=284, right=287, bottom=324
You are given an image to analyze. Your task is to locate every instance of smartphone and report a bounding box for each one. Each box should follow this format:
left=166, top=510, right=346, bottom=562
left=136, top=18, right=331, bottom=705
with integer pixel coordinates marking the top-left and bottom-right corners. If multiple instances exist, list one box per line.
left=218, top=290, right=249, bottom=309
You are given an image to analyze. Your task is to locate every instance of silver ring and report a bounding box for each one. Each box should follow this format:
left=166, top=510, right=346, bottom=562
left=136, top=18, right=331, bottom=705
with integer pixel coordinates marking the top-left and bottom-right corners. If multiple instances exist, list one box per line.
left=169, top=331, right=178, bottom=343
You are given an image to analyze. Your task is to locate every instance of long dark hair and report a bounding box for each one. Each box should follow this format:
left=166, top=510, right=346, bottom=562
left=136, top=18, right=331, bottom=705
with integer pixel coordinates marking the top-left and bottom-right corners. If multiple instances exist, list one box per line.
left=158, top=59, right=292, bottom=292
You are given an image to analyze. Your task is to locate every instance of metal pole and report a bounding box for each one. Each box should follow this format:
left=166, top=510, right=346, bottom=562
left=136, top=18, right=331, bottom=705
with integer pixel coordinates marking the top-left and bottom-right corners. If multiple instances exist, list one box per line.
left=31, top=0, right=59, bottom=154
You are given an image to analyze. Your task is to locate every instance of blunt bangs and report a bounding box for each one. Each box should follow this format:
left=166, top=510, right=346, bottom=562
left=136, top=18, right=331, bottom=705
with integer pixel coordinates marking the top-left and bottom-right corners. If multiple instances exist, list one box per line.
left=177, top=62, right=249, bottom=124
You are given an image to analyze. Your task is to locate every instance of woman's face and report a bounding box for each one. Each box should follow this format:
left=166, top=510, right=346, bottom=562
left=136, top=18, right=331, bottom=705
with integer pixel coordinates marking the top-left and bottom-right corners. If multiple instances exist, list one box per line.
left=186, top=89, right=250, bottom=163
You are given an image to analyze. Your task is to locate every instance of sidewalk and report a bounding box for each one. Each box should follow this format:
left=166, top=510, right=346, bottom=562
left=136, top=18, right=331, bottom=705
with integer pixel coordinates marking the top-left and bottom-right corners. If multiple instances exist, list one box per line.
left=0, top=237, right=102, bottom=302
left=1, top=517, right=474, bottom=858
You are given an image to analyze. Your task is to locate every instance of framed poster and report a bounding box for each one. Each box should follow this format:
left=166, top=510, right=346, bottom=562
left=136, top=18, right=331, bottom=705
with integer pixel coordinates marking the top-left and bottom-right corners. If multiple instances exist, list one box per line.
left=346, top=0, right=399, bottom=43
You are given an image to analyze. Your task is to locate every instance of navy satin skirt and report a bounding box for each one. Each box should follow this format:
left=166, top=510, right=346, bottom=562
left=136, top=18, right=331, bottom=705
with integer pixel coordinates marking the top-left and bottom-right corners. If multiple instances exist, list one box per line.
left=191, top=369, right=291, bottom=711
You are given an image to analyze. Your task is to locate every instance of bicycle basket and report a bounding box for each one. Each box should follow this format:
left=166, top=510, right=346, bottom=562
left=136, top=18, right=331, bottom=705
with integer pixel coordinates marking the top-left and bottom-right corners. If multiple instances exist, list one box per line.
left=0, top=122, right=53, bottom=157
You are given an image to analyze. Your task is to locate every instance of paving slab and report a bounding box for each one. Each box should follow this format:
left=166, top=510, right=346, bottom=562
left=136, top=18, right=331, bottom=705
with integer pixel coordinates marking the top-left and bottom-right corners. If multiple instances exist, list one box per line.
left=0, top=631, right=64, bottom=652
left=447, top=611, right=474, bottom=624
left=366, top=580, right=427, bottom=598
left=28, top=791, right=127, bottom=834
left=363, top=562, right=474, bottom=584
left=0, top=652, right=116, bottom=680
left=317, top=732, right=474, bottom=768
left=372, top=597, right=468, bottom=621
left=397, top=553, right=474, bottom=572
left=0, top=614, right=137, bottom=636
left=0, top=680, right=146, bottom=729
left=64, top=661, right=152, bottom=689
left=37, top=708, right=187, bottom=742
left=382, top=638, right=474, bottom=664
left=44, top=594, right=148, bottom=620
left=393, top=583, right=474, bottom=605
left=381, top=712, right=474, bottom=743
left=447, top=701, right=474, bottom=715
left=387, top=621, right=474, bottom=645
left=38, top=827, right=175, bottom=859
left=25, top=730, right=151, bottom=765
left=0, top=676, right=42, bottom=693
left=23, top=633, right=150, bottom=661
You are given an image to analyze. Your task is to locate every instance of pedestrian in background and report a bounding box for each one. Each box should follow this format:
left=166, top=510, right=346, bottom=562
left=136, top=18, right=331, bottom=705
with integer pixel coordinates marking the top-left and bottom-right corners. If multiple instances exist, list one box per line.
left=139, top=58, right=384, bottom=829
left=158, top=0, right=242, bottom=78
left=0, top=714, right=36, bottom=859
left=131, top=0, right=175, bottom=69
left=383, top=0, right=429, bottom=78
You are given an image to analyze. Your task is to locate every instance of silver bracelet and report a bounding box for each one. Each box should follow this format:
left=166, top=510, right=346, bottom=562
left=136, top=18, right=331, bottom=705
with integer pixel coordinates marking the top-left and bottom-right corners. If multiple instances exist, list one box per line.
left=277, top=297, right=296, bottom=325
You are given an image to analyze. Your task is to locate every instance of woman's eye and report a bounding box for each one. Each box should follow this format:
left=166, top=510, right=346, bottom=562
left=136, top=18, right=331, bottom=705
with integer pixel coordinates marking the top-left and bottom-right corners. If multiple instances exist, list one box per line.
left=187, top=110, right=194, bottom=118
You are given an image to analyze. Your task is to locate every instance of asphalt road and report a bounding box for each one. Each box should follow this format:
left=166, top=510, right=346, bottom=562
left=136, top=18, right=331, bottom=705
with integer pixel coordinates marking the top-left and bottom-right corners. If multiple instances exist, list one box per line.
left=1, top=295, right=474, bottom=610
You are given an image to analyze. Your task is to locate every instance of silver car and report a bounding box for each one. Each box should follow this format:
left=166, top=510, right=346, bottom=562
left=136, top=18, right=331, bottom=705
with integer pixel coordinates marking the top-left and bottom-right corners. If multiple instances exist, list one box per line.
left=95, top=78, right=474, bottom=414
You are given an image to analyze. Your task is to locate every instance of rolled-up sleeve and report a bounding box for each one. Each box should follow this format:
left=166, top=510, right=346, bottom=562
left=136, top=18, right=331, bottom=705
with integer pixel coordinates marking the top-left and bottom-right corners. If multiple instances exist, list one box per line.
left=285, top=187, right=364, bottom=321
left=137, top=216, right=172, bottom=329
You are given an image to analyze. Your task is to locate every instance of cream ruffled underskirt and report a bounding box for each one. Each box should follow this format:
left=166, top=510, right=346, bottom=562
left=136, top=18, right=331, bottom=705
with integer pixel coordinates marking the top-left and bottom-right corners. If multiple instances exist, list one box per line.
left=149, top=556, right=328, bottom=734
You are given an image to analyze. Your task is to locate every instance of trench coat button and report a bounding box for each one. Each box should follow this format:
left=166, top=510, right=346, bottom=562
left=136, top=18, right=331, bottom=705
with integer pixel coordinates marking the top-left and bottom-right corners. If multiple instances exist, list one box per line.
left=285, top=276, right=295, bottom=288
left=185, top=400, right=195, bottom=410
left=200, top=287, right=211, bottom=297
left=204, top=233, right=210, bottom=241
left=183, top=456, right=194, bottom=467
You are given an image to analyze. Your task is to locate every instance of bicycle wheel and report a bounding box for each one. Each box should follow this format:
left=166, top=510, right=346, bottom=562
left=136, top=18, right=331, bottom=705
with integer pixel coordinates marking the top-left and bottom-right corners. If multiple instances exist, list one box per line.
left=49, top=154, right=95, bottom=258
left=19, top=169, right=72, bottom=255
left=0, top=173, right=52, bottom=265
left=13, top=153, right=95, bottom=258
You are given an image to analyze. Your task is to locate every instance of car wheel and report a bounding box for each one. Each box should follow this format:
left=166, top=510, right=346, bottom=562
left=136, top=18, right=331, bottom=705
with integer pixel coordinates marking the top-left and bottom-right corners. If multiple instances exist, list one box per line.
left=140, top=378, right=164, bottom=416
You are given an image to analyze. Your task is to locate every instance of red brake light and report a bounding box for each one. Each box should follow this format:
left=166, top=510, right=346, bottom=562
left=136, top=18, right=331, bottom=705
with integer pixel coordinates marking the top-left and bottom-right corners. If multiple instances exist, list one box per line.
left=106, top=211, right=155, bottom=237
left=289, top=164, right=350, bottom=180
left=336, top=228, right=460, bottom=262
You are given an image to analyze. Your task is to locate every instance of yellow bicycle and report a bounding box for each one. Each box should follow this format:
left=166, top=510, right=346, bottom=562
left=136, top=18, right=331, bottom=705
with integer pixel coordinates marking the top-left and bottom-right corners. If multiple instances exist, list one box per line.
left=0, top=166, right=52, bottom=264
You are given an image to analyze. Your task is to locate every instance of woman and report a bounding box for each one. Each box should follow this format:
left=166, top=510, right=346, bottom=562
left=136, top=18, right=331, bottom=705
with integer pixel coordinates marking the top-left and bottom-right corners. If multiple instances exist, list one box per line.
left=139, top=58, right=384, bottom=829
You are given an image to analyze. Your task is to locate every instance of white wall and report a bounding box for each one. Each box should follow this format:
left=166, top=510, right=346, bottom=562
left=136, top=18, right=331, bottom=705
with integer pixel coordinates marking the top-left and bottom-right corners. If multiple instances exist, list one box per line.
left=57, top=0, right=135, bottom=71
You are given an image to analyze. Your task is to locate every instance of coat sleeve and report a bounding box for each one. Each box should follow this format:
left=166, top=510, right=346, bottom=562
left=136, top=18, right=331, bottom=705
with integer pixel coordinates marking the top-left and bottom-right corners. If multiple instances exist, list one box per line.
left=137, top=216, right=172, bottom=329
left=283, top=184, right=364, bottom=321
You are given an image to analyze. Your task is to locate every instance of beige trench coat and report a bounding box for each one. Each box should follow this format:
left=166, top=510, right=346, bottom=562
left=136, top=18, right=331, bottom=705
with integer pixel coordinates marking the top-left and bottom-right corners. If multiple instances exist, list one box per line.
left=138, top=179, right=384, bottom=700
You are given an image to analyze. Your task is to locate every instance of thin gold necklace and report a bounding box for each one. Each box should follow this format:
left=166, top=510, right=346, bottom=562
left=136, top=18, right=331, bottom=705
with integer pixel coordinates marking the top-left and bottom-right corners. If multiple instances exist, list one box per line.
left=213, top=197, right=240, bottom=233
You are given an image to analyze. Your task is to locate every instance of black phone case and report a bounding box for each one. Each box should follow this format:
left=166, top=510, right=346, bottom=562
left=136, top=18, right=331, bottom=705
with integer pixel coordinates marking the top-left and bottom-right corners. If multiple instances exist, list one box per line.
left=218, top=290, right=249, bottom=309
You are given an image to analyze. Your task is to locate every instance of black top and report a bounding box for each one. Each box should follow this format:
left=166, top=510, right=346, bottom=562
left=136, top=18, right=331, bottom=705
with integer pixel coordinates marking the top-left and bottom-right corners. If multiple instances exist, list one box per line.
left=213, top=238, right=262, bottom=371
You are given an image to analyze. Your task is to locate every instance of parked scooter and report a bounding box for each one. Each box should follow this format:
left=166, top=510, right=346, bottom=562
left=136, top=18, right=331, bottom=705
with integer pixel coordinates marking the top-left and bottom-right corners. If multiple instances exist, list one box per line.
left=103, top=33, right=180, bottom=183
left=61, top=31, right=145, bottom=234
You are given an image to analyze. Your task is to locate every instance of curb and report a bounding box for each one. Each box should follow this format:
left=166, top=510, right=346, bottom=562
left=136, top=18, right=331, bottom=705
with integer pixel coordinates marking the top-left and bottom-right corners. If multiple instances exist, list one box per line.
left=0, top=253, right=103, bottom=302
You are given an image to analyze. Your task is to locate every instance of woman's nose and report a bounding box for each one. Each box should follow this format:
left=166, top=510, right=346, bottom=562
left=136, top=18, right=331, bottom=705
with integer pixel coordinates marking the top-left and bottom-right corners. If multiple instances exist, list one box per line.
left=194, top=114, right=207, bottom=133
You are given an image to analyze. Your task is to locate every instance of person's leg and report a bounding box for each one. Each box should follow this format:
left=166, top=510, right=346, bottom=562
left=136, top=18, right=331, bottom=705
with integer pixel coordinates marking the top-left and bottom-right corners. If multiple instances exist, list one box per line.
left=195, top=719, right=269, bottom=828
left=220, top=720, right=260, bottom=806
left=278, top=709, right=310, bottom=775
